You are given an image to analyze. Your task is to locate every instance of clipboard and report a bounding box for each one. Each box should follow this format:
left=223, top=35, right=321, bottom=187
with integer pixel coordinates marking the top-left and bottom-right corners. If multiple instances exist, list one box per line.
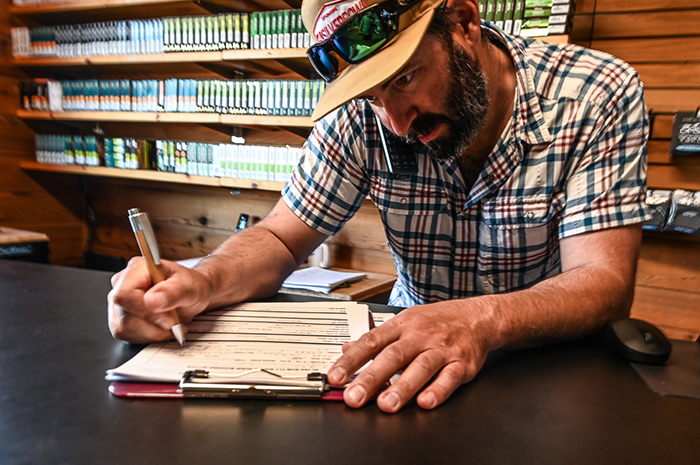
left=106, top=303, right=394, bottom=402
left=108, top=369, right=346, bottom=401
left=180, top=369, right=331, bottom=399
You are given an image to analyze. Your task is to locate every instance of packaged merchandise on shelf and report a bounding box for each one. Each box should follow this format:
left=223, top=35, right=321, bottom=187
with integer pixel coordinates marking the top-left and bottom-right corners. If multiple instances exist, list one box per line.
left=19, top=78, right=52, bottom=111
left=32, top=78, right=323, bottom=116
left=163, top=13, right=250, bottom=52
left=34, top=134, right=302, bottom=184
left=103, top=138, right=155, bottom=170
left=643, top=189, right=673, bottom=231
left=11, top=9, right=312, bottom=58
left=669, top=111, right=700, bottom=156
left=157, top=140, right=301, bottom=182
left=250, top=9, right=310, bottom=50
left=34, top=134, right=100, bottom=166
left=664, top=190, right=700, bottom=236
left=478, top=0, right=573, bottom=37
left=11, top=27, right=30, bottom=57
left=519, top=0, right=573, bottom=37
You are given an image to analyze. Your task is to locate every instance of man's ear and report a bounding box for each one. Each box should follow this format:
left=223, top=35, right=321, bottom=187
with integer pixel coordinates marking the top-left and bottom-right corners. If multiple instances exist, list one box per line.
left=445, top=0, right=482, bottom=41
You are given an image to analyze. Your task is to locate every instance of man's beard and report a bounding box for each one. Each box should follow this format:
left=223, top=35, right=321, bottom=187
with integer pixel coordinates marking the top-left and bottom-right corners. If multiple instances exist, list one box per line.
left=403, top=40, right=490, bottom=161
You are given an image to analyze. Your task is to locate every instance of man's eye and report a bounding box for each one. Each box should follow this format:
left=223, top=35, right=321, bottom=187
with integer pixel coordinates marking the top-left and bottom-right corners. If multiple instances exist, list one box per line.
left=395, top=71, right=415, bottom=87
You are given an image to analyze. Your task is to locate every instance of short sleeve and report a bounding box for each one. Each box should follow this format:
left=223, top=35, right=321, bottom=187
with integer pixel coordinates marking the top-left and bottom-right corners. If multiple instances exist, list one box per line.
left=282, top=104, right=371, bottom=236
left=559, top=69, right=652, bottom=238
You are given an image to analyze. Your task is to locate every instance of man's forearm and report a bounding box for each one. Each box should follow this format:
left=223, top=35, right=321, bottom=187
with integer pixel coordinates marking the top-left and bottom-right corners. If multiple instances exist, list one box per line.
left=486, top=225, right=641, bottom=352
left=484, top=263, right=633, bottom=352
left=194, top=225, right=301, bottom=311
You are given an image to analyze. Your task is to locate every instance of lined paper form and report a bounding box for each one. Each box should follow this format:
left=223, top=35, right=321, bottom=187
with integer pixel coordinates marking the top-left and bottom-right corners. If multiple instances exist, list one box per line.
left=106, top=302, right=372, bottom=383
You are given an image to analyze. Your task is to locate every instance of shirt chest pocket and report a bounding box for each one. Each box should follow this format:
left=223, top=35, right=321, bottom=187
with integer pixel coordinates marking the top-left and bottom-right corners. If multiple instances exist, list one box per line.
left=371, top=179, right=452, bottom=272
left=370, top=179, right=449, bottom=216
left=476, top=195, right=563, bottom=294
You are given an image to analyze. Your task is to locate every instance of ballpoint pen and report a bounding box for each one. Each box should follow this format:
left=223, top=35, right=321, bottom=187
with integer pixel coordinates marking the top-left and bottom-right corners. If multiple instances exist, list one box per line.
left=128, top=208, right=185, bottom=347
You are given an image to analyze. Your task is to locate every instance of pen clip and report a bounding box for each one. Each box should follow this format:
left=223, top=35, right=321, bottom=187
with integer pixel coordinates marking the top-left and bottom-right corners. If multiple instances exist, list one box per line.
left=128, top=208, right=162, bottom=265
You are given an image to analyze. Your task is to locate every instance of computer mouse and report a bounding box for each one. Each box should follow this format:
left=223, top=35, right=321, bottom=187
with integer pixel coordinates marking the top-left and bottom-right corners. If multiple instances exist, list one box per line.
left=603, top=318, right=672, bottom=365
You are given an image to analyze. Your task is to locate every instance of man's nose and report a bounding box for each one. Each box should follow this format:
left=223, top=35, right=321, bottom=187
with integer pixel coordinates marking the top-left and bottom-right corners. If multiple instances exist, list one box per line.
left=378, top=99, right=417, bottom=138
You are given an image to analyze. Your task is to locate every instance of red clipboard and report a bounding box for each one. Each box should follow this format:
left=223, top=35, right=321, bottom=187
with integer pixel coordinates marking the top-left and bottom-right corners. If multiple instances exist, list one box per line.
left=108, top=310, right=378, bottom=402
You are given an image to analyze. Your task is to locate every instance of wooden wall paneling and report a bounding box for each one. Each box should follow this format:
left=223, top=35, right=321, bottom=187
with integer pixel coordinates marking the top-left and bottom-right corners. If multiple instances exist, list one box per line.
left=589, top=37, right=700, bottom=64
left=637, top=234, right=700, bottom=293
left=631, top=286, right=700, bottom=341
left=573, top=0, right=597, bottom=14
left=647, top=164, right=700, bottom=190
left=592, top=9, right=700, bottom=39
left=575, top=1, right=700, bottom=339
left=2, top=0, right=87, bottom=265
left=83, top=177, right=276, bottom=261
left=594, top=0, right=700, bottom=13
left=634, top=63, right=700, bottom=88
left=1, top=160, right=87, bottom=264
left=650, top=114, right=674, bottom=140
left=644, top=89, right=700, bottom=114
left=80, top=176, right=396, bottom=274
left=329, top=198, right=395, bottom=276
left=646, top=140, right=672, bottom=164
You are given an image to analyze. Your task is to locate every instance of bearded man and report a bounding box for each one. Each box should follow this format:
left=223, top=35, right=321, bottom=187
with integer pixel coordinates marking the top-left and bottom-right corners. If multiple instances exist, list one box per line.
left=109, top=0, right=651, bottom=413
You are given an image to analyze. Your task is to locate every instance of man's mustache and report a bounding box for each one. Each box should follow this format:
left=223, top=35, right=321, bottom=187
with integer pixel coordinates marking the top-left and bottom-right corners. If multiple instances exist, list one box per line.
left=404, top=113, right=453, bottom=144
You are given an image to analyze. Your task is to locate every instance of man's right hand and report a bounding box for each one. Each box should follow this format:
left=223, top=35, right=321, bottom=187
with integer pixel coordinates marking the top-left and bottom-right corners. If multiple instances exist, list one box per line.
left=107, top=257, right=211, bottom=344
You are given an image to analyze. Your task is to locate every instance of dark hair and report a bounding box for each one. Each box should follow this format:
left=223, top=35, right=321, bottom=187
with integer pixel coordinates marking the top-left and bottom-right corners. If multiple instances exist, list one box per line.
left=427, top=5, right=489, bottom=43
left=427, top=5, right=456, bottom=42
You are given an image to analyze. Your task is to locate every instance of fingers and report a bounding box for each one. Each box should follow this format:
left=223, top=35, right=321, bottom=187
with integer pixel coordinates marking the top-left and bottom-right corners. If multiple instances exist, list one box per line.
left=108, top=286, right=175, bottom=344
left=108, top=257, right=200, bottom=343
left=328, top=326, right=397, bottom=386
left=353, top=346, right=474, bottom=413
left=416, top=362, right=472, bottom=410
left=328, top=305, right=487, bottom=412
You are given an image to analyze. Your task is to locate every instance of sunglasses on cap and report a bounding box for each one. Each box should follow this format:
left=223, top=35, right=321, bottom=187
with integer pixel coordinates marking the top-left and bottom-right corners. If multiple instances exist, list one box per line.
left=307, top=0, right=426, bottom=82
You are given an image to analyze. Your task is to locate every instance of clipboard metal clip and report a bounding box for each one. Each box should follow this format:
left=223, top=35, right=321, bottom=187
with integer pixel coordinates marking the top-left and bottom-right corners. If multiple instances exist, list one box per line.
left=179, top=369, right=329, bottom=399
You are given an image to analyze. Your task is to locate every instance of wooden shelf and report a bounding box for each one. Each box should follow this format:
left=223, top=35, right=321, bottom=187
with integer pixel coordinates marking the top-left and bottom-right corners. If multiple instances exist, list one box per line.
left=13, top=49, right=309, bottom=67
left=19, top=160, right=288, bottom=191
left=9, top=0, right=297, bottom=15
left=11, top=0, right=190, bottom=14
left=541, top=34, right=569, bottom=44
left=16, top=109, right=315, bottom=128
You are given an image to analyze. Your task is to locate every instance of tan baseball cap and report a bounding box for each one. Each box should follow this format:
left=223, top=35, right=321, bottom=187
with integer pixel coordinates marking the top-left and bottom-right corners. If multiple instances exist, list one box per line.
left=302, top=0, right=445, bottom=121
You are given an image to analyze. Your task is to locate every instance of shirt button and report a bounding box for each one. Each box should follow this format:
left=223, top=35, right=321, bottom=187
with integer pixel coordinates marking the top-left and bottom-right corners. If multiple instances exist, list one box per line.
left=525, top=211, right=535, bottom=220
left=400, top=198, right=408, bottom=204
left=488, top=174, right=496, bottom=181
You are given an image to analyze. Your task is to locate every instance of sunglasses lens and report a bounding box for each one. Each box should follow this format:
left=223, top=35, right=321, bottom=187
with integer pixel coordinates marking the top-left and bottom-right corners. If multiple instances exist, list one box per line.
left=308, top=46, right=339, bottom=81
left=334, top=11, right=391, bottom=62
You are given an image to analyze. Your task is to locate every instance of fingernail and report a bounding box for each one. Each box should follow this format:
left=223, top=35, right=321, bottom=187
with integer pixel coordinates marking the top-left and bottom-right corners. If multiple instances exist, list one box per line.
left=346, top=385, right=366, bottom=405
left=422, top=391, right=437, bottom=409
left=328, top=366, right=347, bottom=384
left=155, top=318, right=171, bottom=330
left=382, top=391, right=400, bottom=410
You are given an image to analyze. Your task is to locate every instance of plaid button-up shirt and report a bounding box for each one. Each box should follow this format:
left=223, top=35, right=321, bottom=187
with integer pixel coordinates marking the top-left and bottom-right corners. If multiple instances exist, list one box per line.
left=283, top=23, right=651, bottom=307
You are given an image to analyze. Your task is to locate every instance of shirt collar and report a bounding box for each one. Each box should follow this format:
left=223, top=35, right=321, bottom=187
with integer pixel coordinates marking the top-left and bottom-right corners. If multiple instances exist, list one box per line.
left=482, top=22, right=553, bottom=147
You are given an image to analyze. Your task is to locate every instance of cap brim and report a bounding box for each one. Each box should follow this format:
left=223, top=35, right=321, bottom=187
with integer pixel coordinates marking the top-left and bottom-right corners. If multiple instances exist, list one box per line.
left=311, top=9, right=435, bottom=122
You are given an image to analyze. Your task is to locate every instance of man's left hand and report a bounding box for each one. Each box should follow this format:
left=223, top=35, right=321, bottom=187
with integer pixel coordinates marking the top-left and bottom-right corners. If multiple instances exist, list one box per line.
left=327, top=300, right=497, bottom=413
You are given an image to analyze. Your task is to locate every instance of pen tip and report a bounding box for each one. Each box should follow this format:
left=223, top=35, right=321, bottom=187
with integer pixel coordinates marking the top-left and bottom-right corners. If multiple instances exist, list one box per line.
left=171, top=324, right=186, bottom=347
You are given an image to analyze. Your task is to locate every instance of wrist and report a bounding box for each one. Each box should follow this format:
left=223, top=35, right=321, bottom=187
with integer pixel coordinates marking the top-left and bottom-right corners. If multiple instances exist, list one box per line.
left=470, top=294, right=510, bottom=352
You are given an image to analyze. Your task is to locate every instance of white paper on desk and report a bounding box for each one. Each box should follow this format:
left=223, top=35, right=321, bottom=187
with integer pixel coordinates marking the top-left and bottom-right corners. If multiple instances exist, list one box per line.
left=282, top=267, right=367, bottom=293
left=106, top=302, right=371, bottom=383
